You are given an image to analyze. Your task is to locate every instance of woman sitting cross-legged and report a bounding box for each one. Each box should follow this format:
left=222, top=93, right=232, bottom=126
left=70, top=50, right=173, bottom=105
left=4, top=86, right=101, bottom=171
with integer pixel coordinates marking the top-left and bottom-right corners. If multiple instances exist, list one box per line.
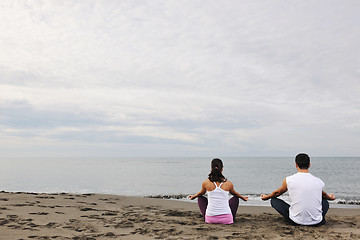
left=189, top=158, right=248, bottom=224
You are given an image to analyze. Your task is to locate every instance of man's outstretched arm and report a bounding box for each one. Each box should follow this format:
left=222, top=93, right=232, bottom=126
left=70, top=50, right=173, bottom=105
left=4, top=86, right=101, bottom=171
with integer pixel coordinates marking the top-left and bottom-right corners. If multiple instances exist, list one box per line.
left=261, top=179, right=288, bottom=201
left=322, top=191, right=336, bottom=200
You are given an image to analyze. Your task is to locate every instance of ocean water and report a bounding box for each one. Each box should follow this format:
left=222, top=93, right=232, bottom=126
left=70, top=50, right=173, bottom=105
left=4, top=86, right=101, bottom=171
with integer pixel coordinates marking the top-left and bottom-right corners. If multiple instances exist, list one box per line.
left=0, top=157, right=359, bottom=208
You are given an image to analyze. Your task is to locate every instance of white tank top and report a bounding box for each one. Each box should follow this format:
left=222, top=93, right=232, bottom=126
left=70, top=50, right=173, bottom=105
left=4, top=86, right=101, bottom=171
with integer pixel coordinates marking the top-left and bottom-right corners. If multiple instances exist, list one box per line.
left=205, top=182, right=231, bottom=216
left=286, top=172, right=325, bottom=225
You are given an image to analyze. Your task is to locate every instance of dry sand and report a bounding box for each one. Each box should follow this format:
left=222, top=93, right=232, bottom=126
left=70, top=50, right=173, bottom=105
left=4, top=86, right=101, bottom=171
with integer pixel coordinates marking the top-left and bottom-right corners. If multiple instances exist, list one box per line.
left=0, top=191, right=359, bottom=239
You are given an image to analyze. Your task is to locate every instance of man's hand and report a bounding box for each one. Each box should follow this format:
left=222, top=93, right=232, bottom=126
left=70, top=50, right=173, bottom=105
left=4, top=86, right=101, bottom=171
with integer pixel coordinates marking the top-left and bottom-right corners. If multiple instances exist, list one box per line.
left=328, top=193, right=336, bottom=200
left=322, top=191, right=336, bottom=200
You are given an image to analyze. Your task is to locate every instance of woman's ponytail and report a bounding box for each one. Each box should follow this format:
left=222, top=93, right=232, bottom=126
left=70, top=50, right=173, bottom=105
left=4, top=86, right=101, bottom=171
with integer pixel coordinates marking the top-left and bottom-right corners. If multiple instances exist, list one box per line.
left=208, top=158, right=226, bottom=182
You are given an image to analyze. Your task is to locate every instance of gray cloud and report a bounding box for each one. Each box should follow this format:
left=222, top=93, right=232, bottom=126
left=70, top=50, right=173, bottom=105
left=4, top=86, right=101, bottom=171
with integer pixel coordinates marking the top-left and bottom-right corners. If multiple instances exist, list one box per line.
left=0, top=0, right=359, bottom=157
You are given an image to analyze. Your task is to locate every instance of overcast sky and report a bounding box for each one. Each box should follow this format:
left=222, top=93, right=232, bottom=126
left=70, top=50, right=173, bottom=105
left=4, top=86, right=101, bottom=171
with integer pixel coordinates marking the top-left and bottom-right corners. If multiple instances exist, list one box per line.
left=1, top=0, right=359, bottom=158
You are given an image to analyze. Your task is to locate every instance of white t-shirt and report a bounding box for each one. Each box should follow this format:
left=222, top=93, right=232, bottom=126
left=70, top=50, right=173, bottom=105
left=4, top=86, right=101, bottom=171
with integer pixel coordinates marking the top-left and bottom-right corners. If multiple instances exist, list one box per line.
left=286, top=172, right=325, bottom=225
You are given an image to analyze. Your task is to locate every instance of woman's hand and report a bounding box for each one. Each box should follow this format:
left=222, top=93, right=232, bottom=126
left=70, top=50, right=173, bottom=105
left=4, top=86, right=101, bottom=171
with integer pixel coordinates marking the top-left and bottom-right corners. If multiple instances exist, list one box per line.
left=242, top=196, right=249, bottom=201
left=188, top=195, right=197, bottom=200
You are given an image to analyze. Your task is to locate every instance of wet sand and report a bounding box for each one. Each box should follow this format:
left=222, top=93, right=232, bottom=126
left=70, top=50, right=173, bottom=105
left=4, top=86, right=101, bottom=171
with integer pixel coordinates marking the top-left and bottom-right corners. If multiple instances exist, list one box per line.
left=0, top=191, right=359, bottom=239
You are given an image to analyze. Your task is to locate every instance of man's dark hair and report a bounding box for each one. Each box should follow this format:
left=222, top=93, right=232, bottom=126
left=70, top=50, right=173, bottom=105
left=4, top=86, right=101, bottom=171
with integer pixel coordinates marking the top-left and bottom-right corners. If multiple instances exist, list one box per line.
left=295, top=153, right=310, bottom=169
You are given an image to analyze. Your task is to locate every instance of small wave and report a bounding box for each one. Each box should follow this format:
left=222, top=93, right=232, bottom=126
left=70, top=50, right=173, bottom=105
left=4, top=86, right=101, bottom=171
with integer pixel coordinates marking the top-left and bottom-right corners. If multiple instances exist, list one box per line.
left=335, top=199, right=360, bottom=205
left=145, top=194, right=360, bottom=207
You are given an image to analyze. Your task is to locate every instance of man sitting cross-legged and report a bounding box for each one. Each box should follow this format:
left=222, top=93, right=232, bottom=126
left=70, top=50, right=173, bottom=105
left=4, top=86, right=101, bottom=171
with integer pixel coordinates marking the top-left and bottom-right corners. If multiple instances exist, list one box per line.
left=261, top=153, right=336, bottom=226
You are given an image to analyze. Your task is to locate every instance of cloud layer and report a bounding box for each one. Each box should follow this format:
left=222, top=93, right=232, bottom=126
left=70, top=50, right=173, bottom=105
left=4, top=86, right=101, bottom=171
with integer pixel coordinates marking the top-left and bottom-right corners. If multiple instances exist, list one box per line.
left=1, top=0, right=360, bottom=157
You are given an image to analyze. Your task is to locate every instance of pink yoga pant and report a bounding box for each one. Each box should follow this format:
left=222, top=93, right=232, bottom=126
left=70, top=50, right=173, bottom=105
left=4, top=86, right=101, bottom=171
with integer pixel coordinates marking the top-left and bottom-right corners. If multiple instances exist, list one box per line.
left=197, top=195, right=239, bottom=222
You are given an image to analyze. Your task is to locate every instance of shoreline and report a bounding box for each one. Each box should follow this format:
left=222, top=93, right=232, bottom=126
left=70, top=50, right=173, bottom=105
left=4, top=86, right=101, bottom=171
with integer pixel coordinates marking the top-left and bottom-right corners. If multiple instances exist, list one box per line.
left=4, top=191, right=360, bottom=209
left=1, top=192, right=359, bottom=239
left=146, top=195, right=360, bottom=210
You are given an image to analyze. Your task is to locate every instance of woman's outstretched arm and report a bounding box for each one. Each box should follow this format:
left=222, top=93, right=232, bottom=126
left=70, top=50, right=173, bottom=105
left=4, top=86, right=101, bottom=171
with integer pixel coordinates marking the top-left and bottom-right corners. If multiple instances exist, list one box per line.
left=189, top=180, right=207, bottom=200
left=228, top=182, right=249, bottom=201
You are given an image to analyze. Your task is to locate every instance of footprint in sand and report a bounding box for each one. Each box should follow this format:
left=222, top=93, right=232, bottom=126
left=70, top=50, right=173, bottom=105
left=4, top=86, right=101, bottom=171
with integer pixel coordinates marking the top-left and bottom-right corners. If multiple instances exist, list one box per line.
left=101, top=211, right=118, bottom=216
left=27, top=223, right=40, bottom=228
left=0, top=219, right=10, bottom=225
left=29, top=212, right=49, bottom=215
left=77, top=201, right=97, bottom=206
left=80, top=214, right=105, bottom=220
left=35, top=196, right=55, bottom=199
left=80, top=207, right=98, bottom=212
left=115, top=221, right=134, bottom=228
left=45, top=222, right=59, bottom=228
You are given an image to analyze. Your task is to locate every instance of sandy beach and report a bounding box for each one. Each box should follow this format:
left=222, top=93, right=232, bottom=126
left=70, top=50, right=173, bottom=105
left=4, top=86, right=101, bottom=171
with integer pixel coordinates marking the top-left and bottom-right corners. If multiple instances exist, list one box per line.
left=0, top=192, right=359, bottom=240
